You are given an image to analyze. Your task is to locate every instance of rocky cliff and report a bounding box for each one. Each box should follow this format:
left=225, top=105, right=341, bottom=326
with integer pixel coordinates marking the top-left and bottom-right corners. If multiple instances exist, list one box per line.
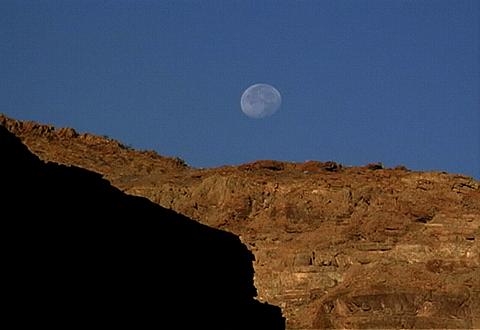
left=0, top=121, right=284, bottom=329
left=2, top=114, right=479, bottom=329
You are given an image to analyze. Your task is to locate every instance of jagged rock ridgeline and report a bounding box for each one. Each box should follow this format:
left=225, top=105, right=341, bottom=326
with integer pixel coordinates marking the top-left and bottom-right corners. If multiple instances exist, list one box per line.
left=0, top=114, right=188, bottom=182
left=0, top=123, right=284, bottom=329
left=2, top=114, right=479, bottom=329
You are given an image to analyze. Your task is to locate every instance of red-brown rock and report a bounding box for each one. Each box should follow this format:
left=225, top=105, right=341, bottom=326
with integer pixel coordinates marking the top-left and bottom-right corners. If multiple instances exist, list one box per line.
left=2, top=114, right=479, bottom=329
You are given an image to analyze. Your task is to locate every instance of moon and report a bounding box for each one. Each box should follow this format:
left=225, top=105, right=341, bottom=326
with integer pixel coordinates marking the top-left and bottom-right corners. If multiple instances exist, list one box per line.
left=240, top=83, right=282, bottom=119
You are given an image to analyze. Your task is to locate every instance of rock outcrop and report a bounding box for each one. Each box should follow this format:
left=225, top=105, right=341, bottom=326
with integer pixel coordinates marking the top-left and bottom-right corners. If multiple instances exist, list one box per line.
left=0, top=123, right=284, bottom=329
left=2, top=114, right=479, bottom=329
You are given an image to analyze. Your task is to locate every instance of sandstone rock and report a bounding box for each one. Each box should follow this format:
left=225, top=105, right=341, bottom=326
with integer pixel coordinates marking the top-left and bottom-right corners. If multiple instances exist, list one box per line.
left=2, top=113, right=479, bottom=329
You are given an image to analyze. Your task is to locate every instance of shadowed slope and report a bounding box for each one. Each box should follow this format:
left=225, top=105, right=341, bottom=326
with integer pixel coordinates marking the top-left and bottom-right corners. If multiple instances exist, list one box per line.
left=1, top=125, right=285, bottom=329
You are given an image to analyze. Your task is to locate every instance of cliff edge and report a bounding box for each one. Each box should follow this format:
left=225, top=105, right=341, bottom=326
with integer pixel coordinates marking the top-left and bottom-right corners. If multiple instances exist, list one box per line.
left=2, top=114, right=479, bottom=329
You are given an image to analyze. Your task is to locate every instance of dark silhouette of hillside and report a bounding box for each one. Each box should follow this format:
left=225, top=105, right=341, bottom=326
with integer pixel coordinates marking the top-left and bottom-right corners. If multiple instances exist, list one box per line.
left=1, top=125, right=285, bottom=329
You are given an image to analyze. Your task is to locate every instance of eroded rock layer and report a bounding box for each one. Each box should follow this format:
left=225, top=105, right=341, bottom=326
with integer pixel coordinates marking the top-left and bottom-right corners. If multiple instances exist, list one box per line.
left=2, top=114, right=479, bottom=329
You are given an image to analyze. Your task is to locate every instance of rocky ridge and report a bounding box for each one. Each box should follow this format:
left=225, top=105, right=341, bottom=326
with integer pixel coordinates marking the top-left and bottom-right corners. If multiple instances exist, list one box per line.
left=2, top=114, right=479, bottom=329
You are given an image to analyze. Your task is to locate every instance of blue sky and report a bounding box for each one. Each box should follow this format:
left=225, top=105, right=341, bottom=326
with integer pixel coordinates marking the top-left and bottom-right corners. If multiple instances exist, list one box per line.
left=1, top=0, right=479, bottom=178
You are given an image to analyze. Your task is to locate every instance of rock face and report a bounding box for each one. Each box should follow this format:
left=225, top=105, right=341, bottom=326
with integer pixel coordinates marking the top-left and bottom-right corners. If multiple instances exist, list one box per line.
left=0, top=123, right=284, bottom=329
left=2, top=114, right=479, bottom=329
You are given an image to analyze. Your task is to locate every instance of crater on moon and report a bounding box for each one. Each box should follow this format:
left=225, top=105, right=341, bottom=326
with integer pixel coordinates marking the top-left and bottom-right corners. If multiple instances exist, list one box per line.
left=240, top=83, right=282, bottom=119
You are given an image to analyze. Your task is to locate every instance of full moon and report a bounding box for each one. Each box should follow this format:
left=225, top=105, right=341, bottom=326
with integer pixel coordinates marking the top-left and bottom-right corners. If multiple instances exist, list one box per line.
left=240, top=83, right=282, bottom=119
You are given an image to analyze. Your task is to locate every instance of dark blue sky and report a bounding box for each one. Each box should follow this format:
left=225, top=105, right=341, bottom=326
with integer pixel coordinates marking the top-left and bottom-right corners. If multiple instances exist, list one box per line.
left=1, top=0, right=479, bottom=178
